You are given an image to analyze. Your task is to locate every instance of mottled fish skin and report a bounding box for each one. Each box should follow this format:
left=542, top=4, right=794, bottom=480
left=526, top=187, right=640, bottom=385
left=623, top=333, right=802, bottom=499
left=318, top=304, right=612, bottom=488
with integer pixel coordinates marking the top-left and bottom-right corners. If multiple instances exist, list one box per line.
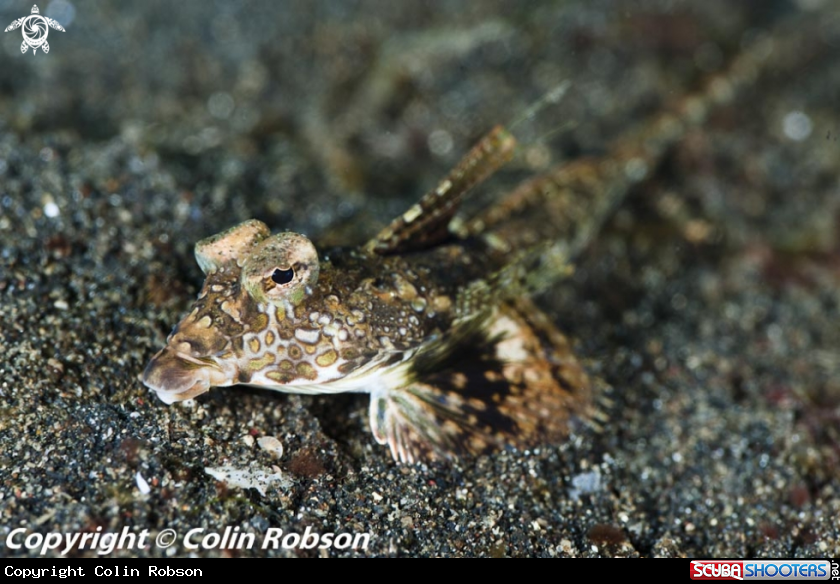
left=144, top=224, right=498, bottom=397
left=142, top=211, right=591, bottom=463
left=144, top=126, right=578, bottom=464
left=144, top=19, right=819, bottom=463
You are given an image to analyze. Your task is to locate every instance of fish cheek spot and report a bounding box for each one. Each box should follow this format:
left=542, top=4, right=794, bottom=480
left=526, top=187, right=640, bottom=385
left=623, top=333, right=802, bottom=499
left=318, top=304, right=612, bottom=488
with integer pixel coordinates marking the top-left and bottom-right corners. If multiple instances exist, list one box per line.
left=341, top=348, right=359, bottom=360
left=248, top=354, right=274, bottom=371
left=279, top=360, right=294, bottom=371
left=296, top=362, right=317, bottom=380
left=267, top=370, right=296, bottom=383
left=288, top=345, right=303, bottom=360
left=265, top=331, right=275, bottom=346
left=250, top=313, right=269, bottom=333
left=248, top=338, right=261, bottom=354
left=316, top=349, right=338, bottom=367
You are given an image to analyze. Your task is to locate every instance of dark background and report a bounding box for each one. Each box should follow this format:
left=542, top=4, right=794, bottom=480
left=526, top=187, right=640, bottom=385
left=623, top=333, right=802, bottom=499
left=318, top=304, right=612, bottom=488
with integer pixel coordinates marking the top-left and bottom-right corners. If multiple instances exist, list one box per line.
left=0, top=0, right=838, bottom=557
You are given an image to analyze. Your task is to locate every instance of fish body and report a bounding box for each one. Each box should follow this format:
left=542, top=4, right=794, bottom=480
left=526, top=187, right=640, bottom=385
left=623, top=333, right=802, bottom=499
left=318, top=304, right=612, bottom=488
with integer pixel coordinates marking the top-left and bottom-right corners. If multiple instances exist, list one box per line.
left=144, top=128, right=591, bottom=463
left=144, top=18, right=816, bottom=462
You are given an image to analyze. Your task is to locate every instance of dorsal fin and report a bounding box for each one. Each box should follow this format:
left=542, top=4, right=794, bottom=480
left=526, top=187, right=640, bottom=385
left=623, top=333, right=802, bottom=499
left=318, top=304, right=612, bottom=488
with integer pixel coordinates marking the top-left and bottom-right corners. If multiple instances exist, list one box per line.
left=364, top=126, right=516, bottom=255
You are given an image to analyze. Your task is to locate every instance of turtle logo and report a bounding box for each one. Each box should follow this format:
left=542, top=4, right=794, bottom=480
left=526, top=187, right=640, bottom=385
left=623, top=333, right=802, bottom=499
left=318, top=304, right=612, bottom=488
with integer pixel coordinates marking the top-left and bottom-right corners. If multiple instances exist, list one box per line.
left=4, top=5, right=65, bottom=55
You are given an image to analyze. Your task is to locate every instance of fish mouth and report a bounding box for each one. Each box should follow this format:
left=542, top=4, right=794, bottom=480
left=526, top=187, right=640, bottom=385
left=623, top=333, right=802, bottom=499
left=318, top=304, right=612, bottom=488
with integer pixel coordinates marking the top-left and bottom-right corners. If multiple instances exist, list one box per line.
left=142, top=347, right=235, bottom=404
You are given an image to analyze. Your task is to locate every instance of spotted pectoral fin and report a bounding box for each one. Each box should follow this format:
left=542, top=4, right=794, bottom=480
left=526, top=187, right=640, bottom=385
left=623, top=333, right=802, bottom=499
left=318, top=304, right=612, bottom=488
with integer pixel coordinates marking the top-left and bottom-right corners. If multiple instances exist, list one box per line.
left=364, top=126, right=516, bottom=255
left=368, top=299, right=592, bottom=463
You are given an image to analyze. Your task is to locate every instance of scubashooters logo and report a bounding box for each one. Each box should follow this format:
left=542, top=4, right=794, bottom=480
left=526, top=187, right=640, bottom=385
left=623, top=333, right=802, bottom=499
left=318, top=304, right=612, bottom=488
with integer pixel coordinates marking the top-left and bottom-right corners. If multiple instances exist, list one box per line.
left=4, top=5, right=65, bottom=55
left=691, top=560, right=834, bottom=581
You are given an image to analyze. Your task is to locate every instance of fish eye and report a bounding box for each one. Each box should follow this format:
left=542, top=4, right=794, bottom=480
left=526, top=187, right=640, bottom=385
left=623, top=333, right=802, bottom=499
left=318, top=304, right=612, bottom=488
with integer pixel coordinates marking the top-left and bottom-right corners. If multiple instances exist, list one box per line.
left=241, top=232, right=319, bottom=306
left=271, top=267, right=295, bottom=285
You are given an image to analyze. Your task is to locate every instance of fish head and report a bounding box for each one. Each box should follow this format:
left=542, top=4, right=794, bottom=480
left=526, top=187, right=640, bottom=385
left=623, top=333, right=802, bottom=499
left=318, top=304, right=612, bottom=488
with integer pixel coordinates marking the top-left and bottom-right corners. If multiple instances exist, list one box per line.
left=143, top=219, right=371, bottom=404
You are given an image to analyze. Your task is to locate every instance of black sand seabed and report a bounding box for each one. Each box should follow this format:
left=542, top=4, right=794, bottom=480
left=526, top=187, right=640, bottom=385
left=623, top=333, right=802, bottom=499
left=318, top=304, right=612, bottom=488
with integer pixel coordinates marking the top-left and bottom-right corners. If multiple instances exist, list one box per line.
left=1, top=0, right=838, bottom=558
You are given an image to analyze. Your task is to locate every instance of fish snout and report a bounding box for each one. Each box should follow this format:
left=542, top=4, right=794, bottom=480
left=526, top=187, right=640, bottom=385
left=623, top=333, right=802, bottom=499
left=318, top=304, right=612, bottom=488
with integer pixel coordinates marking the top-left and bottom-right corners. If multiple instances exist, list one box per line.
left=142, top=346, right=227, bottom=404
